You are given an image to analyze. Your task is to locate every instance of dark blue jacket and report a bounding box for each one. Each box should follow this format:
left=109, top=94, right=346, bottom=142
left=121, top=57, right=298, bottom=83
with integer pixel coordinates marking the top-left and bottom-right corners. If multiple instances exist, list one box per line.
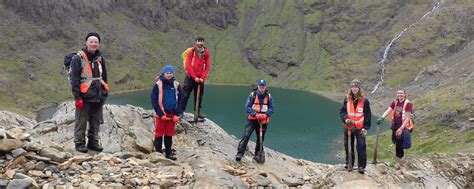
left=151, top=75, right=183, bottom=117
left=246, top=89, right=274, bottom=117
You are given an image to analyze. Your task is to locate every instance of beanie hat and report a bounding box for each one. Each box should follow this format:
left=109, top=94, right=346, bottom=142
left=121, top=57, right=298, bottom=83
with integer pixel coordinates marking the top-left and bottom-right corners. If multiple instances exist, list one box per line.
left=162, top=65, right=174, bottom=74
left=257, top=79, right=267, bottom=86
left=85, top=32, right=101, bottom=42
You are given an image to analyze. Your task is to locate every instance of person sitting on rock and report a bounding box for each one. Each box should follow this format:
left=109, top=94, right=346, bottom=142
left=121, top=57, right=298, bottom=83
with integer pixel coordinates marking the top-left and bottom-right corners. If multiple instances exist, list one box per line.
left=377, top=89, right=414, bottom=159
left=151, top=65, right=183, bottom=160
left=235, top=79, right=275, bottom=162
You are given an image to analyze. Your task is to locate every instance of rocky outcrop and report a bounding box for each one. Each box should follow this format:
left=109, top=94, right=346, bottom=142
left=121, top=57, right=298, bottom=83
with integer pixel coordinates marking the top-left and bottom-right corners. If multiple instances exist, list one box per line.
left=0, top=104, right=472, bottom=188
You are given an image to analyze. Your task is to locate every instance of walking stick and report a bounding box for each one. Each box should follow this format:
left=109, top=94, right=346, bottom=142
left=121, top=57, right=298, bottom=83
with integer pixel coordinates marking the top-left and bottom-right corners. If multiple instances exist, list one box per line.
left=257, top=120, right=265, bottom=164
left=347, top=127, right=353, bottom=171
left=372, top=122, right=381, bottom=164
left=194, top=84, right=201, bottom=122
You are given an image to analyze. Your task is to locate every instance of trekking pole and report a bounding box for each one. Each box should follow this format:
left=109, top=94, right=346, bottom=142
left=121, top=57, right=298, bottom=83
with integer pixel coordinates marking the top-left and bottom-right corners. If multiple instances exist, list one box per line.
left=347, top=127, right=353, bottom=172
left=372, top=122, right=381, bottom=164
left=257, top=120, right=265, bottom=164
left=194, top=83, right=201, bottom=122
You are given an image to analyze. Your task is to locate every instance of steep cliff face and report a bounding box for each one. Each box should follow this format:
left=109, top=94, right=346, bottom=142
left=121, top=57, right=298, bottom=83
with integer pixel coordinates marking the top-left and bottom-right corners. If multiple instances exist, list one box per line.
left=0, top=105, right=471, bottom=188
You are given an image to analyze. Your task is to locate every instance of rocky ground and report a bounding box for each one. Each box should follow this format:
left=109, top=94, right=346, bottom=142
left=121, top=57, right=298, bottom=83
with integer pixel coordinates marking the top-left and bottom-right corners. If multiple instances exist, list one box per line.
left=0, top=103, right=472, bottom=188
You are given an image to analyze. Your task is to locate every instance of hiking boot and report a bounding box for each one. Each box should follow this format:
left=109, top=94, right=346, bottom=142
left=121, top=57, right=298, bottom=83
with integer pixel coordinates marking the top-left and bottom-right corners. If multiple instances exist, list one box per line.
left=235, top=153, right=243, bottom=161
left=75, top=144, right=88, bottom=153
left=165, top=153, right=177, bottom=161
left=197, top=113, right=207, bottom=119
left=345, top=165, right=353, bottom=171
left=87, top=142, right=103, bottom=152
left=358, top=167, right=365, bottom=174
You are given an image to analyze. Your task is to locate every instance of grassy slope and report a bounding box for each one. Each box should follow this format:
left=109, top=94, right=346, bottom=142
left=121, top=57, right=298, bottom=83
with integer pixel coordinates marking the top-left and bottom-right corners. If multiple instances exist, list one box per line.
left=0, top=0, right=472, bottom=160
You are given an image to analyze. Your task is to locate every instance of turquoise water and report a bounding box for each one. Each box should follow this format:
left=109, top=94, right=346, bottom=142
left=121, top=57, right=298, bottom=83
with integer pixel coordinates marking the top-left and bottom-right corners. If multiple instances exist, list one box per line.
left=108, top=85, right=386, bottom=164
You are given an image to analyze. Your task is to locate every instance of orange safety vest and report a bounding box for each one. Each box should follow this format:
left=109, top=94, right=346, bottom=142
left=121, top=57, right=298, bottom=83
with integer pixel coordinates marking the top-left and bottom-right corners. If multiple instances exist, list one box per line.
left=247, top=92, right=270, bottom=124
left=78, top=51, right=109, bottom=93
left=391, top=99, right=414, bottom=130
left=155, top=79, right=180, bottom=117
left=343, top=97, right=365, bottom=129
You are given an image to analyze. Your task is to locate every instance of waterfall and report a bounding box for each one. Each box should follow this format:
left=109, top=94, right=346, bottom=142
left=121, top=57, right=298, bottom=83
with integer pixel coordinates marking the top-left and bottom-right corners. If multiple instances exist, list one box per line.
left=371, top=1, right=443, bottom=94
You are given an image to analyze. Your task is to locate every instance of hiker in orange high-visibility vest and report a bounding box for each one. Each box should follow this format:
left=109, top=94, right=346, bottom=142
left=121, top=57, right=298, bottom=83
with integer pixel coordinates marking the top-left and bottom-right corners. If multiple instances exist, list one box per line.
left=70, top=32, right=108, bottom=153
left=151, top=65, right=183, bottom=161
left=377, top=89, right=414, bottom=159
left=339, top=79, right=371, bottom=174
left=235, top=79, right=275, bottom=162
left=181, top=37, right=211, bottom=118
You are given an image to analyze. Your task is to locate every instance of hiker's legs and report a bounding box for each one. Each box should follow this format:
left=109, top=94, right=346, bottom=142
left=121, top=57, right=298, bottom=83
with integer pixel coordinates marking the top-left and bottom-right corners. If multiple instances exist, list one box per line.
left=254, top=123, right=268, bottom=153
left=355, top=130, right=367, bottom=168
left=343, top=128, right=355, bottom=167
left=237, top=121, right=257, bottom=155
left=394, top=131, right=404, bottom=158
left=74, top=102, right=91, bottom=146
left=182, top=76, right=196, bottom=112
left=87, top=102, right=101, bottom=144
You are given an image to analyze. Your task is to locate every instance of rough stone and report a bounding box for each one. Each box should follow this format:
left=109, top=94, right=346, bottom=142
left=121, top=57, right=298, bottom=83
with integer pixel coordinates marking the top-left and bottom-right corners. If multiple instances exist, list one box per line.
left=10, top=148, right=27, bottom=158
left=38, top=148, right=70, bottom=163
left=22, top=161, right=36, bottom=171
left=34, top=161, right=47, bottom=170
left=0, top=138, right=24, bottom=153
left=251, top=175, right=271, bottom=186
left=5, top=179, right=32, bottom=189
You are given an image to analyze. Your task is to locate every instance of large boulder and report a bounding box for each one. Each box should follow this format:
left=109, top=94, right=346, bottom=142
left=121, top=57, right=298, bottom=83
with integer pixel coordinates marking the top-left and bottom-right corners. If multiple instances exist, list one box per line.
left=32, top=102, right=155, bottom=154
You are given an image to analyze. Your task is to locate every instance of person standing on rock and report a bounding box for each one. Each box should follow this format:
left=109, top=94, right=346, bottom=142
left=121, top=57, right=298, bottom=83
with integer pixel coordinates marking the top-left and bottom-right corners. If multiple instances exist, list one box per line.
left=181, top=37, right=211, bottom=118
left=235, top=79, right=274, bottom=162
left=151, top=65, right=183, bottom=160
left=339, top=79, right=371, bottom=174
left=70, top=32, right=108, bottom=153
left=377, top=89, right=414, bottom=159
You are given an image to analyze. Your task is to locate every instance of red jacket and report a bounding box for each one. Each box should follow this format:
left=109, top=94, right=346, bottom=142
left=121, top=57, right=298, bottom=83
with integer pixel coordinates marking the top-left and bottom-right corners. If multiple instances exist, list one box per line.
left=185, top=46, right=211, bottom=80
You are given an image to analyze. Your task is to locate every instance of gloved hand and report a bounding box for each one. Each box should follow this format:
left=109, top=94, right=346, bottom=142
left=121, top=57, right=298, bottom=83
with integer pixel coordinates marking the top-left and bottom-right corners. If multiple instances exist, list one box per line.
left=194, top=77, right=201, bottom=83
left=255, top=113, right=262, bottom=120
left=172, top=115, right=180, bottom=123
left=345, top=119, right=353, bottom=125
left=377, top=117, right=384, bottom=125
left=161, top=115, right=169, bottom=121
left=260, top=113, right=268, bottom=120
left=75, top=98, right=83, bottom=110
left=361, top=128, right=368, bottom=137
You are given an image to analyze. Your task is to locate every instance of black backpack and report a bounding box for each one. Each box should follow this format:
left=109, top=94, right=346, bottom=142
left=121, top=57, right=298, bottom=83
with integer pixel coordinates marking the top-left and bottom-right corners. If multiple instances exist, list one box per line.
left=63, top=52, right=78, bottom=81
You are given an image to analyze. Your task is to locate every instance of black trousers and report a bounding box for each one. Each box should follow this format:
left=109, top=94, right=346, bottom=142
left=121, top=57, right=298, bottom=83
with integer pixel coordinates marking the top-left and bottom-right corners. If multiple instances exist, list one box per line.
left=74, top=101, right=102, bottom=145
left=237, top=120, right=268, bottom=155
left=392, top=129, right=404, bottom=158
left=343, top=128, right=367, bottom=168
left=182, top=76, right=204, bottom=112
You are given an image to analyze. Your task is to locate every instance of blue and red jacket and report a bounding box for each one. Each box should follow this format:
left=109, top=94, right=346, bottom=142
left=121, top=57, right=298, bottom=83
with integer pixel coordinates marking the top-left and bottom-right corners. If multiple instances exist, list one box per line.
left=151, top=75, right=184, bottom=117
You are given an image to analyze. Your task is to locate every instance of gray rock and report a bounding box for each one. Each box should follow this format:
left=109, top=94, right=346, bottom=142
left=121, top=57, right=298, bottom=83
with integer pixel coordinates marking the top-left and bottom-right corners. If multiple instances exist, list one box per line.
left=6, top=179, right=32, bottom=189
left=34, top=161, right=47, bottom=170
left=148, top=152, right=177, bottom=166
left=23, top=142, right=43, bottom=152
left=39, top=148, right=70, bottom=163
left=283, top=177, right=305, bottom=187
left=0, top=179, right=9, bottom=187
left=10, top=148, right=27, bottom=158
left=0, top=111, right=37, bottom=130
left=113, top=152, right=140, bottom=159
left=81, top=162, right=92, bottom=170
left=252, top=175, right=271, bottom=186
left=13, top=173, right=32, bottom=180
